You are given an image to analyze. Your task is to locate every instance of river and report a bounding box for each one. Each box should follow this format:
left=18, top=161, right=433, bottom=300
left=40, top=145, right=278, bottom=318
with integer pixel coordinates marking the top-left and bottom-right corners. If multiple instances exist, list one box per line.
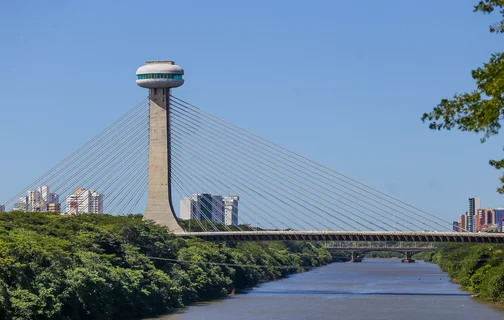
left=146, top=259, right=504, bottom=320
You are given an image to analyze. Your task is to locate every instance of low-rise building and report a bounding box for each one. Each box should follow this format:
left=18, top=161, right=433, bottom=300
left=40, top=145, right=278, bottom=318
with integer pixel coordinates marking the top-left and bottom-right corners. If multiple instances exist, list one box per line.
left=47, top=203, right=61, bottom=213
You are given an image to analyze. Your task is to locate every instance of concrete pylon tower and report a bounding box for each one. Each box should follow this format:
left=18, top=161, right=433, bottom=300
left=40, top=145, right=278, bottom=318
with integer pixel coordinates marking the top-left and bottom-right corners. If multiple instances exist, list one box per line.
left=136, top=61, right=185, bottom=233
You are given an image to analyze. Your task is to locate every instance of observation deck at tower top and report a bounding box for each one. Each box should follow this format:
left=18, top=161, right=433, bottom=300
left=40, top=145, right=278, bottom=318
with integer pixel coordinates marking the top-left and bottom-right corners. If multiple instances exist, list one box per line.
left=136, top=60, right=184, bottom=88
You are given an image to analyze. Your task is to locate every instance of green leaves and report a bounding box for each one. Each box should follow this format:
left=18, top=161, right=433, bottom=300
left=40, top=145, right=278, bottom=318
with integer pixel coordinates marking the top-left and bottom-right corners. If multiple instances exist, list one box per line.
left=0, top=212, right=330, bottom=319
left=422, top=53, right=504, bottom=140
left=432, top=244, right=504, bottom=303
left=474, top=0, right=504, bottom=33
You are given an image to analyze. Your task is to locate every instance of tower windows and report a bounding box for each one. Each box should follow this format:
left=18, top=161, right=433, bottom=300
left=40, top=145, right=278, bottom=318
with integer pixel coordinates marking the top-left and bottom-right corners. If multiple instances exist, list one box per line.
left=137, top=74, right=183, bottom=80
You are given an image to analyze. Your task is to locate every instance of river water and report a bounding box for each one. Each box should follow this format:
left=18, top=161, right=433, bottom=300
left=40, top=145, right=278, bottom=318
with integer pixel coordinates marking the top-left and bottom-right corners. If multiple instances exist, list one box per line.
left=148, top=259, right=504, bottom=320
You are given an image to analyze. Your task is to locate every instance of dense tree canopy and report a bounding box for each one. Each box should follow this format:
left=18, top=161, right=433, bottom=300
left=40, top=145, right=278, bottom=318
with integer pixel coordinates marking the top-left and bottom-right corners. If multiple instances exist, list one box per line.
left=421, top=0, right=504, bottom=192
left=419, top=244, right=504, bottom=303
left=0, top=212, right=331, bottom=320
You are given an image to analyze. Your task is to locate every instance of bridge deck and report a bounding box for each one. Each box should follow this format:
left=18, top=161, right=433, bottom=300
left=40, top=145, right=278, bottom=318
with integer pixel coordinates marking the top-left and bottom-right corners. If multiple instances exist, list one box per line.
left=325, top=247, right=437, bottom=253
left=175, top=231, right=504, bottom=243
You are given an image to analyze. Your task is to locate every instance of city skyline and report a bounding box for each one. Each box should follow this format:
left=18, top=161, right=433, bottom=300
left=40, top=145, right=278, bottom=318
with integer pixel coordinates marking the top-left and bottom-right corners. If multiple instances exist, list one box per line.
left=1, top=1, right=503, bottom=222
left=453, top=197, right=504, bottom=233
left=3, top=183, right=504, bottom=233
left=4, top=185, right=504, bottom=233
left=12, top=185, right=60, bottom=213
left=8, top=185, right=104, bottom=215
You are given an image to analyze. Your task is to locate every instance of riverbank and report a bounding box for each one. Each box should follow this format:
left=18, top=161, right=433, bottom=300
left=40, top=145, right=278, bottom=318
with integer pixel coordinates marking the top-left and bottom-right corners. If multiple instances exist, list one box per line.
left=0, top=212, right=331, bottom=320
left=154, top=259, right=504, bottom=320
left=416, top=244, right=504, bottom=304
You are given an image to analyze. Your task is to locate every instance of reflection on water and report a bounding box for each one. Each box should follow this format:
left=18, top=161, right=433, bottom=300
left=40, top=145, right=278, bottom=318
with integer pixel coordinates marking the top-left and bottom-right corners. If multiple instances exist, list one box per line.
left=147, top=259, right=504, bottom=320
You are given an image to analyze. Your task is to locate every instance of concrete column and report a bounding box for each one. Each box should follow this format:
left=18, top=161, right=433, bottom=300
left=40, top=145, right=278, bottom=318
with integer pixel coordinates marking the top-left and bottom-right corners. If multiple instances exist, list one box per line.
left=144, top=88, right=185, bottom=233
left=402, top=251, right=415, bottom=263
left=349, top=251, right=362, bottom=263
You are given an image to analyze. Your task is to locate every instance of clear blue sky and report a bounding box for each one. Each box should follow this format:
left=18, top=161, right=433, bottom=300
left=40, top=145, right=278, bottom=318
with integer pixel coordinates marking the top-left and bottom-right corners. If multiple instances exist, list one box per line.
left=0, top=0, right=503, bottom=220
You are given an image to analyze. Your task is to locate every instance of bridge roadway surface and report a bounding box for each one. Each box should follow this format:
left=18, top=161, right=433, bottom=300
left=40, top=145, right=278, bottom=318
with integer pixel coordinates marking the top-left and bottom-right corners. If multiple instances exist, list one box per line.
left=175, top=231, right=504, bottom=243
left=325, top=247, right=437, bottom=253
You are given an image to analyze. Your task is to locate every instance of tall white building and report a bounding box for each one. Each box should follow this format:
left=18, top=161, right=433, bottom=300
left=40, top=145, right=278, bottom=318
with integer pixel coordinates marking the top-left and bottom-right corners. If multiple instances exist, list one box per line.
left=65, top=189, right=104, bottom=215
left=89, top=191, right=104, bottom=214
left=223, top=196, right=239, bottom=226
left=28, top=190, right=43, bottom=212
left=37, top=185, right=50, bottom=203
left=180, top=197, right=196, bottom=220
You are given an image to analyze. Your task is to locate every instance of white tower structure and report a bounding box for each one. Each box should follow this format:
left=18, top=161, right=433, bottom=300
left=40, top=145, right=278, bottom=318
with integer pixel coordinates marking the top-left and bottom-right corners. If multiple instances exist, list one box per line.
left=136, top=61, right=185, bottom=233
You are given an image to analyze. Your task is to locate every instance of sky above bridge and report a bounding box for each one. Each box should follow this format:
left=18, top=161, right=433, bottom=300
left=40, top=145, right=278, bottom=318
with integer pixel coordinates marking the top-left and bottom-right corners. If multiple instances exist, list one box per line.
left=0, top=0, right=503, bottom=219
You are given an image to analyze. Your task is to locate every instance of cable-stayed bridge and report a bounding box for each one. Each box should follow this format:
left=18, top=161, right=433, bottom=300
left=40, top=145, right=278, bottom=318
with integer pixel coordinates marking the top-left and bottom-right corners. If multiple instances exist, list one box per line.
left=2, top=61, right=504, bottom=244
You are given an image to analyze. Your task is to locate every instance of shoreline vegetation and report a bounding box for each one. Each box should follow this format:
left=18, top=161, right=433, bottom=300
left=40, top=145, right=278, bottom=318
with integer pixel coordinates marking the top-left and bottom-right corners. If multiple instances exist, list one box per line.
left=415, top=244, right=504, bottom=305
left=0, top=212, right=331, bottom=320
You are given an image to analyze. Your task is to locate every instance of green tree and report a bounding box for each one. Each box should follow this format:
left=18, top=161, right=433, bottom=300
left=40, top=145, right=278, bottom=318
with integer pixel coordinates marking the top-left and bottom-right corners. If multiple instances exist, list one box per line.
left=0, top=212, right=331, bottom=319
left=428, top=244, right=504, bottom=303
left=421, top=1, right=504, bottom=192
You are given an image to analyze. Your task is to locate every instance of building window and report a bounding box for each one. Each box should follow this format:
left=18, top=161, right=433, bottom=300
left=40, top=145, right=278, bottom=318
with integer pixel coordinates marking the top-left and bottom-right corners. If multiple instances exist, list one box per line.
left=137, top=73, right=183, bottom=80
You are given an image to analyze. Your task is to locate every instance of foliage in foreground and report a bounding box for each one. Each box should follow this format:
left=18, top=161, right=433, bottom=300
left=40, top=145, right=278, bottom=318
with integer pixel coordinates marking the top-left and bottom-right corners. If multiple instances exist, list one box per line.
left=419, top=244, right=504, bottom=303
left=0, top=212, right=331, bottom=320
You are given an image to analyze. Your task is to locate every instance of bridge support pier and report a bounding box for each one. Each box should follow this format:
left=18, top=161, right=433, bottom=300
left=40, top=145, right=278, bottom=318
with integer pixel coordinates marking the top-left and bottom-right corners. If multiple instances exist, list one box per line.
left=143, top=86, right=184, bottom=233
left=401, top=251, right=415, bottom=263
left=349, top=251, right=362, bottom=263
